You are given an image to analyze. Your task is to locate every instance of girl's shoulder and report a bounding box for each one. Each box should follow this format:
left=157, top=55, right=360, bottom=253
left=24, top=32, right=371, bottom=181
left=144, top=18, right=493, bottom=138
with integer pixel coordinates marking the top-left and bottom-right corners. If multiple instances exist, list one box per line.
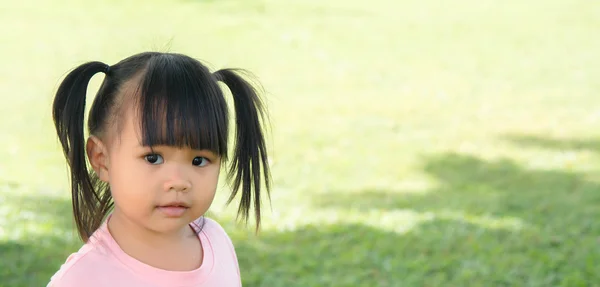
left=46, top=240, right=116, bottom=287
left=194, top=216, right=241, bottom=281
left=193, top=216, right=234, bottom=243
left=193, top=216, right=239, bottom=258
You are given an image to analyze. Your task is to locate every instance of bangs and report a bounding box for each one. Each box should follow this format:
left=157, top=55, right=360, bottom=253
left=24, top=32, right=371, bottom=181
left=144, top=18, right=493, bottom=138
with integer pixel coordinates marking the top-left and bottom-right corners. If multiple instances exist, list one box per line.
left=131, top=54, right=229, bottom=156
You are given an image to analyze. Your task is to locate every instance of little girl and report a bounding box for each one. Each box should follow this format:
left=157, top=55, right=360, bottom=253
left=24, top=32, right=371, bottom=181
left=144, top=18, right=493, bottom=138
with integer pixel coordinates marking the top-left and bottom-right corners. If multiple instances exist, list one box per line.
left=47, top=52, right=271, bottom=286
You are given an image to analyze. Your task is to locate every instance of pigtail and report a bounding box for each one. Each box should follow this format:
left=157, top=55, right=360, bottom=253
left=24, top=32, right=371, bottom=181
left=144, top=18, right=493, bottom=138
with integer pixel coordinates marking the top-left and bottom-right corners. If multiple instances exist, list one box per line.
left=213, top=69, right=272, bottom=230
left=52, top=61, right=111, bottom=242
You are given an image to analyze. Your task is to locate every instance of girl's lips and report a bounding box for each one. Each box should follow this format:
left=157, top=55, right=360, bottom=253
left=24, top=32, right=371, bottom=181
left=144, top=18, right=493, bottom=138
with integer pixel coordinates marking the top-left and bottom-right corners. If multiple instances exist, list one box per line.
left=157, top=206, right=188, bottom=217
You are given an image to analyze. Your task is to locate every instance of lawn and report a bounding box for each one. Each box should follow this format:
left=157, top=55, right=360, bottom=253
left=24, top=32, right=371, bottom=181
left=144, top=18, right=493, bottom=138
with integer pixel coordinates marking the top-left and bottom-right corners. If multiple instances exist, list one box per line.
left=1, top=0, right=600, bottom=286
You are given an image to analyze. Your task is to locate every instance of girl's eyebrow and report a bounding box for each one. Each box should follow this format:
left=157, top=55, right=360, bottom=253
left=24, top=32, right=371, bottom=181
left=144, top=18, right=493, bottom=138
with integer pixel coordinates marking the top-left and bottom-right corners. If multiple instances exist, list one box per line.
left=199, top=150, right=219, bottom=157
left=136, top=145, right=218, bottom=155
left=188, top=148, right=218, bottom=157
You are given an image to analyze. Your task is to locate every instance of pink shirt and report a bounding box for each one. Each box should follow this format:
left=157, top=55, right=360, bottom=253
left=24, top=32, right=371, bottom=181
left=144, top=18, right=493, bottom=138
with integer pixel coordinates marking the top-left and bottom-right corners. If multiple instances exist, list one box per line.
left=47, top=217, right=241, bottom=287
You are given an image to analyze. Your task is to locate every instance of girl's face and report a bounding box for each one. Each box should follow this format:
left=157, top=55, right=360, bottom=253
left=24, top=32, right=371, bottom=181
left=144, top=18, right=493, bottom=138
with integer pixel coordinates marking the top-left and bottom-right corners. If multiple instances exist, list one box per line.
left=96, top=105, right=221, bottom=235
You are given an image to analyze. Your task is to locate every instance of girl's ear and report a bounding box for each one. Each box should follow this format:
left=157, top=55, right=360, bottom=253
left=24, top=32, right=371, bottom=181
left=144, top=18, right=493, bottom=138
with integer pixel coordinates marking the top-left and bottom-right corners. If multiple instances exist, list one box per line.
left=86, top=135, right=110, bottom=182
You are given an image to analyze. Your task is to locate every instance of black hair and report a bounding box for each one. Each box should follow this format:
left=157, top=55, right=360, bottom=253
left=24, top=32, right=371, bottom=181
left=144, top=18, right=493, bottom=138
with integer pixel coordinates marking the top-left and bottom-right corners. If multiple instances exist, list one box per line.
left=52, top=52, right=271, bottom=242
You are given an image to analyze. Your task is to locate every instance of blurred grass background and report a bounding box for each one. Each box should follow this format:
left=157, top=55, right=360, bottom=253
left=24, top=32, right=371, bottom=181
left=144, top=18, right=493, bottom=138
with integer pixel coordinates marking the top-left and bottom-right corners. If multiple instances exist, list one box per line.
left=1, top=0, right=600, bottom=286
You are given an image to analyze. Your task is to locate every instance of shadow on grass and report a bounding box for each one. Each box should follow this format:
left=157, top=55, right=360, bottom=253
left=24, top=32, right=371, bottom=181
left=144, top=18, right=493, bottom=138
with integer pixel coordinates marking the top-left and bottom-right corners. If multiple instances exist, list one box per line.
left=504, top=133, right=600, bottom=154
left=232, top=220, right=534, bottom=286
left=308, top=151, right=600, bottom=285
left=0, top=185, right=79, bottom=287
left=313, top=153, right=599, bottom=227
left=231, top=217, right=596, bottom=286
left=233, top=223, right=400, bottom=286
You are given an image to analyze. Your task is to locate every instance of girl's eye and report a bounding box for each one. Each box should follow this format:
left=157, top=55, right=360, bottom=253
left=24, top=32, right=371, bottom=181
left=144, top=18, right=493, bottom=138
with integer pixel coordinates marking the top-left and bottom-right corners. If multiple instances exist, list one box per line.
left=145, top=154, right=164, bottom=165
left=192, top=157, right=209, bottom=167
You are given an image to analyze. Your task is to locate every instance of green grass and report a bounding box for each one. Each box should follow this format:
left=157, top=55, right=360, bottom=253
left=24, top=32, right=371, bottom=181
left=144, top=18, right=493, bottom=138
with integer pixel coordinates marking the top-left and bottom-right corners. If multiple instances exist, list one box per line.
left=2, top=0, right=600, bottom=286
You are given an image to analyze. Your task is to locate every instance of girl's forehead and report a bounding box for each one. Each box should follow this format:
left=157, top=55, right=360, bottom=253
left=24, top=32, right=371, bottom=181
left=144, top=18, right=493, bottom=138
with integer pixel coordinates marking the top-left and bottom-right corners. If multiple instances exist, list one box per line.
left=107, top=75, right=149, bottom=142
left=105, top=106, right=143, bottom=148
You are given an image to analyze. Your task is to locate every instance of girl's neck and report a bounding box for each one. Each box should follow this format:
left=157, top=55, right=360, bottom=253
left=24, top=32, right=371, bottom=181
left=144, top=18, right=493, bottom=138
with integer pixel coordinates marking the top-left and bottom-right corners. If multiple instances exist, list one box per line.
left=106, top=209, right=202, bottom=271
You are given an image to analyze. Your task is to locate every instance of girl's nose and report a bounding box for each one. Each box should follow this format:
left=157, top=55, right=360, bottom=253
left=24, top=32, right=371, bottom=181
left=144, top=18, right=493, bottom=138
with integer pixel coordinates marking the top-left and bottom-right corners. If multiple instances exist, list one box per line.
left=165, top=179, right=192, bottom=192
left=163, top=166, right=192, bottom=192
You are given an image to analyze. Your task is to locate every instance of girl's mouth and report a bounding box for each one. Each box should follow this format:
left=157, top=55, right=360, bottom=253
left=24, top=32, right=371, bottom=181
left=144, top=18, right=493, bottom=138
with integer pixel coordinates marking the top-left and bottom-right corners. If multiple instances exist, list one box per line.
left=157, top=205, right=188, bottom=217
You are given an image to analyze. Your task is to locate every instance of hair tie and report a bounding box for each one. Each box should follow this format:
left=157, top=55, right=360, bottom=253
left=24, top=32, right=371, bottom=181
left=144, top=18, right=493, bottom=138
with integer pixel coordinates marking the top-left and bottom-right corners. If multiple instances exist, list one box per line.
left=105, top=65, right=111, bottom=75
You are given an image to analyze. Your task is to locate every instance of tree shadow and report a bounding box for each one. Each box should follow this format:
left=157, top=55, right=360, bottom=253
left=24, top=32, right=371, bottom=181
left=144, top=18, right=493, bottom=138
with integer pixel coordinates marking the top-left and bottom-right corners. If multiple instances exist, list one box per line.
left=0, top=185, right=79, bottom=287
left=308, top=152, right=600, bottom=285
left=232, top=221, right=482, bottom=286
left=231, top=217, right=596, bottom=286
left=232, top=223, right=401, bottom=286
left=313, top=153, right=599, bottom=227
left=503, top=133, right=600, bottom=154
